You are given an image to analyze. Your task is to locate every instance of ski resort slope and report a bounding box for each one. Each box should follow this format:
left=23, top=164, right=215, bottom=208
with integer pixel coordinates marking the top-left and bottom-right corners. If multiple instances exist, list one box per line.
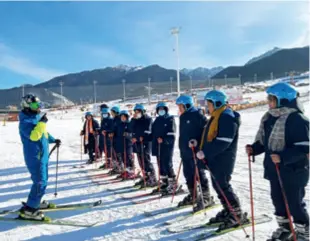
left=0, top=91, right=309, bottom=241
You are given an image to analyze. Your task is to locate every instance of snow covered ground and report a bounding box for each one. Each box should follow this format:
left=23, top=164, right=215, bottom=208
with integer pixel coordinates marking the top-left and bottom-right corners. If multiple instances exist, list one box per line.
left=0, top=89, right=309, bottom=241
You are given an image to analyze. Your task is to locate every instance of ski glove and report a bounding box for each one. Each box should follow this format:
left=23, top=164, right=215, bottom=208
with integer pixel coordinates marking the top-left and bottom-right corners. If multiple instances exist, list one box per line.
left=188, top=139, right=198, bottom=148
left=196, top=150, right=205, bottom=160
left=55, top=139, right=61, bottom=147
left=245, top=144, right=253, bottom=155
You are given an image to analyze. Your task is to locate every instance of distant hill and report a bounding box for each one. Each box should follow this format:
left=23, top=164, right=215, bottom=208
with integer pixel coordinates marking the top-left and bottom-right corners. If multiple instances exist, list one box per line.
left=1, top=46, right=309, bottom=107
left=213, top=46, right=309, bottom=83
left=180, top=67, right=224, bottom=80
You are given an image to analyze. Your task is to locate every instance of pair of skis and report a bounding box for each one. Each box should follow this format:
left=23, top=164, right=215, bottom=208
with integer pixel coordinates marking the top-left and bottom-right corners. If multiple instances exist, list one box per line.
left=0, top=200, right=104, bottom=227
left=168, top=214, right=272, bottom=240
left=143, top=202, right=272, bottom=240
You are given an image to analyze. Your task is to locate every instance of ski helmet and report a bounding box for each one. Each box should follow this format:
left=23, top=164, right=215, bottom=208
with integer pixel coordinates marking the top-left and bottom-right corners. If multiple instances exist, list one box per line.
left=134, top=104, right=145, bottom=112
left=21, top=94, right=42, bottom=111
left=266, top=82, right=298, bottom=107
left=85, top=111, right=93, bottom=117
left=176, top=95, right=194, bottom=110
left=111, top=106, right=120, bottom=114
left=156, top=102, right=168, bottom=113
left=120, top=110, right=130, bottom=118
left=204, top=90, right=227, bottom=109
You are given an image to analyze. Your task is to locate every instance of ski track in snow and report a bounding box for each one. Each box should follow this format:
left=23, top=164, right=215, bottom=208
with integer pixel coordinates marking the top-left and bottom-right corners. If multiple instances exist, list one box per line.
left=0, top=90, right=309, bottom=241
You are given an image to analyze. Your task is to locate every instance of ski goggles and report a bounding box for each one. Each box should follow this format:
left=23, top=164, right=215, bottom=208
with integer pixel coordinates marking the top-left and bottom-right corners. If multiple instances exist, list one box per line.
left=29, top=101, right=43, bottom=110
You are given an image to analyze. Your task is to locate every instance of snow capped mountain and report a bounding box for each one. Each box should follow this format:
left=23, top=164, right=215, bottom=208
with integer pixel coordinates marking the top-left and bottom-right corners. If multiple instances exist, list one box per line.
left=245, top=47, right=281, bottom=65
left=180, top=68, right=192, bottom=75
left=113, top=64, right=144, bottom=73
left=181, top=66, right=224, bottom=79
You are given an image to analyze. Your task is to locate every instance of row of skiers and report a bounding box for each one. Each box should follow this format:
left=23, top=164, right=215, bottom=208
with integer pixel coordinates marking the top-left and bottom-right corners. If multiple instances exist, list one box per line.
left=81, top=82, right=309, bottom=241
left=80, top=102, right=180, bottom=196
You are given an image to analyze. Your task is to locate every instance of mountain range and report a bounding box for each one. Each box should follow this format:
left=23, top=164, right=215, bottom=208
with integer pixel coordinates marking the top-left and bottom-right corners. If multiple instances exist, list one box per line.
left=0, top=46, right=309, bottom=108
left=212, top=46, right=309, bottom=83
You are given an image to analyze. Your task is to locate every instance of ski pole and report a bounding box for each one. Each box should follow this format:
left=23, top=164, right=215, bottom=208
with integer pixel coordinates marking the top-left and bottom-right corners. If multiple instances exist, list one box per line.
left=103, top=134, right=108, bottom=169
left=112, top=146, right=122, bottom=171
left=201, top=158, right=250, bottom=238
left=110, top=136, right=113, bottom=169
left=123, top=137, right=127, bottom=179
left=248, top=154, right=255, bottom=241
left=171, top=160, right=182, bottom=203
left=157, top=142, right=161, bottom=193
left=275, top=163, right=297, bottom=241
left=191, top=147, right=206, bottom=213
left=54, top=146, right=60, bottom=197
left=140, top=141, right=147, bottom=187
left=80, top=135, right=83, bottom=163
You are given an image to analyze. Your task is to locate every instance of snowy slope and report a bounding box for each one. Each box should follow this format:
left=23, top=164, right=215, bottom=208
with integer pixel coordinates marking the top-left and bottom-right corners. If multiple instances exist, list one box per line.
left=0, top=93, right=309, bottom=241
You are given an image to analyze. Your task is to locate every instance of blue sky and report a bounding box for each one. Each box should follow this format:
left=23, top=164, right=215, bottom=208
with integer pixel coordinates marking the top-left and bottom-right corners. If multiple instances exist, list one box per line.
left=0, top=1, right=309, bottom=88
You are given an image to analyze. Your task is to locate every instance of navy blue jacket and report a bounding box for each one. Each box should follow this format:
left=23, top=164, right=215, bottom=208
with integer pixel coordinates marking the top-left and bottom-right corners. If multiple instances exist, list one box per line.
left=202, top=108, right=240, bottom=174
left=131, top=114, right=153, bottom=153
left=179, top=107, right=207, bottom=160
left=99, top=117, right=114, bottom=150
left=151, top=114, right=176, bottom=156
left=114, top=120, right=133, bottom=154
left=112, top=115, right=122, bottom=133
left=251, top=102, right=309, bottom=185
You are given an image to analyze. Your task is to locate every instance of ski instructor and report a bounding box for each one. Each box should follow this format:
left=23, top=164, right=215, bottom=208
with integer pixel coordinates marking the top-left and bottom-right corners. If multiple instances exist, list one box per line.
left=18, top=94, right=61, bottom=221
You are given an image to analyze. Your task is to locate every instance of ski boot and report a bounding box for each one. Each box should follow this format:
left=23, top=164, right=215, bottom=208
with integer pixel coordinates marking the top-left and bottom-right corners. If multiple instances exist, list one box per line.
left=193, top=188, right=215, bottom=213
left=19, top=205, right=49, bottom=221
left=178, top=187, right=194, bottom=207
left=216, top=206, right=249, bottom=232
left=151, top=176, right=168, bottom=194
left=98, top=163, right=107, bottom=169
left=22, top=200, right=56, bottom=210
left=287, top=223, right=309, bottom=241
left=208, top=206, right=230, bottom=225
left=161, top=177, right=185, bottom=196
left=140, top=173, right=157, bottom=189
left=86, top=159, right=94, bottom=165
left=122, top=168, right=137, bottom=180
left=267, top=216, right=292, bottom=241
left=134, top=178, right=145, bottom=187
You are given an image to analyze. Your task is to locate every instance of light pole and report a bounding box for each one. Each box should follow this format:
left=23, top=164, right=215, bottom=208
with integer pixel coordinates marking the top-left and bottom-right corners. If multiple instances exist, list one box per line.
left=238, top=74, right=242, bottom=84
left=270, top=72, right=273, bottom=80
left=190, top=75, right=192, bottom=94
left=122, top=79, right=126, bottom=102
left=93, top=80, right=97, bottom=104
left=59, top=81, right=64, bottom=116
left=148, top=77, right=151, bottom=105
left=22, top=84, right=25, bottom=97
left=170, top=77, right=173, bottom=96
left=254, top=73, right=257, bottom=83
left=224, top=74, right=227, bottom=86
left=171, top=27, right=181, bottom=97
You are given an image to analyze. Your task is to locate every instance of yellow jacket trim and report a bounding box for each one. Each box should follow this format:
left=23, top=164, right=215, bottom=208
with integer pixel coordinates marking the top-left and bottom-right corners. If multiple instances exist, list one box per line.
left=30, top=122, right=48, bottom=141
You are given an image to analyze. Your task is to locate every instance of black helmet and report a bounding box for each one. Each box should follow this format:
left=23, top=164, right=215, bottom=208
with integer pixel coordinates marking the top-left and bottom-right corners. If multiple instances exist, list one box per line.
left=21, top=94, right=42, bottom=111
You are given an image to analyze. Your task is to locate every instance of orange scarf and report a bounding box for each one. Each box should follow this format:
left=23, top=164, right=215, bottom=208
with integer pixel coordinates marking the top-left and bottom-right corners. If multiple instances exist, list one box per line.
left=207, top=105, right=226, bottom=142
left=85, top=119, right=94, bottom=145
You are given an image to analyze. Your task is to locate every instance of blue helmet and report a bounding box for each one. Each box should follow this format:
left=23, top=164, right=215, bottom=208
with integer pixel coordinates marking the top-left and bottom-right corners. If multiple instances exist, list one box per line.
left=204, top=90, right=227, bottom=109
left=266, top=82, right=297, bottom=106
left=101, top=107, right=110, bottom=114
left=156, top=102, right=168, bottom=113
left=120, top=110, right=129, bottom=117
left=176, top=95, right=194, bottom=109
left=134, top=104, right=145, bottom=112
left=111, top=106, right=120, bottom=114
left=85, top=111, right=93, bottom=117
